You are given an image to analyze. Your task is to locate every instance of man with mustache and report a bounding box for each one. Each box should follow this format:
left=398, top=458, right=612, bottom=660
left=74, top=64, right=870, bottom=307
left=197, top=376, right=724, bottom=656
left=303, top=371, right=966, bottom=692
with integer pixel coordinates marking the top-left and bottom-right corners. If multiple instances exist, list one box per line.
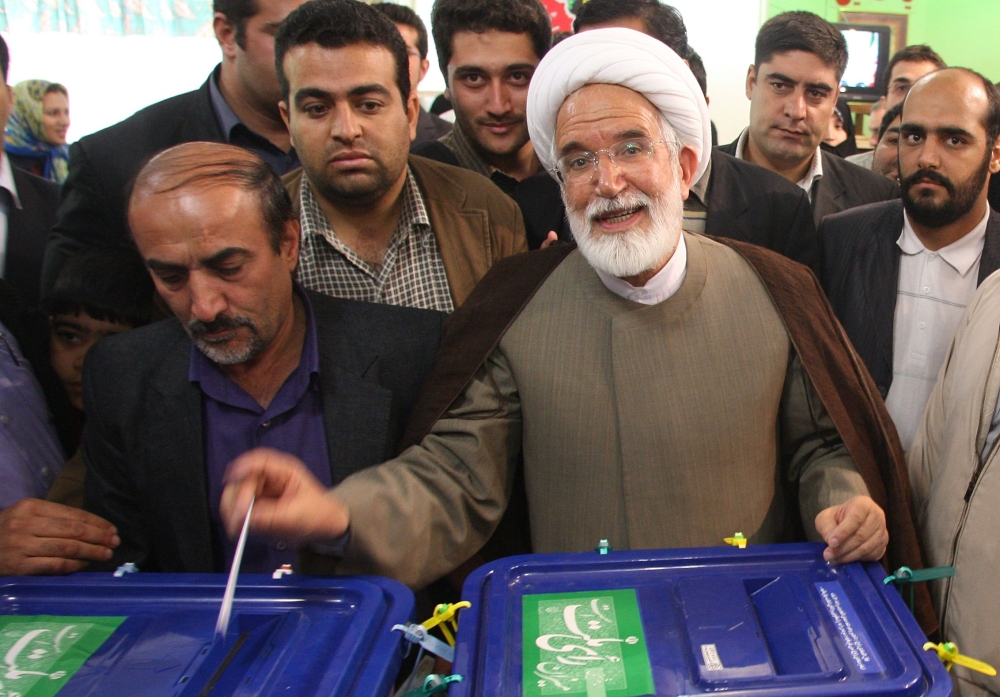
left=821, top=68, right=1000, bottom=452
left=217, top=30, right=934, bottom=633
left=77, top=142, right=446, bottom=574
left=278, top=0, right=526, bottom=312
left=719, top=11, right=898, bottom=227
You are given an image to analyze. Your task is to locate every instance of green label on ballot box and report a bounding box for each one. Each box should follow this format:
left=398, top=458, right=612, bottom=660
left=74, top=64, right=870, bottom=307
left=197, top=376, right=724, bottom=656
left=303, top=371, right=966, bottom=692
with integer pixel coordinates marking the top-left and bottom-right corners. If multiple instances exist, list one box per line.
left=0, top=615, right=125, bottom=697
left=522, top=589, right=654, bottom=697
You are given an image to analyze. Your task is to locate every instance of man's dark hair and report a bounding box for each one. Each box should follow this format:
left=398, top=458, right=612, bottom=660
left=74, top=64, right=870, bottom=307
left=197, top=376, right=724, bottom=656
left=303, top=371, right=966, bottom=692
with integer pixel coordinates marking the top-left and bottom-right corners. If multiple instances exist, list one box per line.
left=686, top=48, right=707, bottom=97
left=213, top=0, right=258, bottom=50
left=431, top=0, right=551, bottom=81
left=754, top=11, right=848, bottom=82
left=373, top=2, right=428, bottom=60
left=884, top=44, right=946, bottom=95
left=275, top=0, right=410, bottom=103
left=0, top=34, right=8, bottom=82
left=878, top=101, right=903, bottom=141
left=131, top=143, right=296, bottom=255
left=573, top=0, right=687, bottom=57
left=43, top=250, right=155, bottom=329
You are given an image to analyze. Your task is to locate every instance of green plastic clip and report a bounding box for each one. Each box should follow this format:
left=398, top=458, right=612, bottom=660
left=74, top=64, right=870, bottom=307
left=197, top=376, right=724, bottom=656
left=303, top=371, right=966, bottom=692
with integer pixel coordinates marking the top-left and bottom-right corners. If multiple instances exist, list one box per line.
left=883, top=566, right=955, bottom=613
left=402, top=674, right=463, bottom=696
left=596, top=539, right=611, bottom=555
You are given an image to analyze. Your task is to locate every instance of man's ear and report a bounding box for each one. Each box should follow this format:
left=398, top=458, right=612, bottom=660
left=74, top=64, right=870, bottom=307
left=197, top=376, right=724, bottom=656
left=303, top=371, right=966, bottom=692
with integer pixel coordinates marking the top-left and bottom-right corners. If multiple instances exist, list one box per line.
left=281, top=218, right=300, bottom=272
left=745, top=64, right=757, bottom=100
left=678, top=145, right=698, bottom=200
left=989, top=134, right=1000, bottom=175
left=407, top=93, right=420, bottom=142
left=419, top=58, right=430, bottom=84
left=213, top=13, right=238, bottom=60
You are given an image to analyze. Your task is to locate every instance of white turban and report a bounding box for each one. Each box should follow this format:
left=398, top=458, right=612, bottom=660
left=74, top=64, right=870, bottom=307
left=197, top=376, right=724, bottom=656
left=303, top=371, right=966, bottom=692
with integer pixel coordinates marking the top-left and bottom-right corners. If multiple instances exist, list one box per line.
left=527, top=27, right=711, bottom=183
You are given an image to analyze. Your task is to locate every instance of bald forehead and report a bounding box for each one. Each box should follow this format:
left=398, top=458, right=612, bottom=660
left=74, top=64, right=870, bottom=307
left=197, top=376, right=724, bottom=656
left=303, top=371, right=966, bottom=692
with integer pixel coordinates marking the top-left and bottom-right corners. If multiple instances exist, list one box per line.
left=907, top=69, right=990, bottom=113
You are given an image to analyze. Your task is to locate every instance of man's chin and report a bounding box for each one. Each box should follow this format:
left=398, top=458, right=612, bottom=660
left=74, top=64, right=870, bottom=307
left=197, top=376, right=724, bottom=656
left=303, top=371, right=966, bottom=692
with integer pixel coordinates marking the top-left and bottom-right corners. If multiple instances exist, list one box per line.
left=470, top=128, right=529, bottom=159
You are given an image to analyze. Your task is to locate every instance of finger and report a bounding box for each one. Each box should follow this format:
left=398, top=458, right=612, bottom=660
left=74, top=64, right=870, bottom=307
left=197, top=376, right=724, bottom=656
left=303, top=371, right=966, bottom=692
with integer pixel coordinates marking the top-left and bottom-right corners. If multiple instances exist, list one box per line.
left=23, top=537, right=115, bottom=563
left=39, top=501, right=118, bottom=533
left=26, top=516, right=119, bottom=547
left=823, top=503, right=866, bottom=550
left=829, top=528, right=888, bottom=563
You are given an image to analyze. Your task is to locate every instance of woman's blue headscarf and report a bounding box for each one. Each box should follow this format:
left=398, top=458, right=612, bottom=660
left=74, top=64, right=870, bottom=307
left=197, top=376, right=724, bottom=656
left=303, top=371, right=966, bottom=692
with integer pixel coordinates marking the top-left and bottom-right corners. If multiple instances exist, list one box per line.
left=5, top=80, right=70, bottom=184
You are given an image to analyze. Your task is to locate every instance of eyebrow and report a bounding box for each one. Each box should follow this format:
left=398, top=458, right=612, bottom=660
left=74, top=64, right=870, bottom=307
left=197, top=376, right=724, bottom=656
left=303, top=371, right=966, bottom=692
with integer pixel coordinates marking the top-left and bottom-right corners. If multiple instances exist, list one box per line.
left=764, top=71, right=835, bottom=92
left=51, top=318, right=86, bottom=332
left=454, top=62, right=537, bottom=75
left=294, top=87, right=334, bottom=107
left=900, top=123, right=977, bottom=140
left=347, top=84, right=392, bottom=99
left=558, top=129, right=652, bottom=157
left=145, top=247, right=250, bottom=274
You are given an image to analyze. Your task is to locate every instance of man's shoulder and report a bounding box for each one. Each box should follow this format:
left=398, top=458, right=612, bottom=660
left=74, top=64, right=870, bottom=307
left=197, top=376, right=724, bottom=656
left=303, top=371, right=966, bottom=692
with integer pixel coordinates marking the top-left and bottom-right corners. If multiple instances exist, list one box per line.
left=74, top=79, right=217, bottom=160
left=822, top=150, right=899, bottom=198
left=410, top=140, right=460, bottom=167
left=820, top=198, right=902, bottom=237
left=711, top=150, right=808, bottom=200
left=87, top=319, right=189, bottom=376
left=308, top=290, right=445, bottom=338
left=11, top=167, right=59, bottom=209
left=409, top=154, right=517, bottom=213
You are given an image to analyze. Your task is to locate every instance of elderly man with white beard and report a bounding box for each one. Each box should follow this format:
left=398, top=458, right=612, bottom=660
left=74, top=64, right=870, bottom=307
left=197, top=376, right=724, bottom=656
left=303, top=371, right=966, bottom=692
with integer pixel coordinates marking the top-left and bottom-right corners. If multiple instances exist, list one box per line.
left=218, top=29, right=935, bottom=629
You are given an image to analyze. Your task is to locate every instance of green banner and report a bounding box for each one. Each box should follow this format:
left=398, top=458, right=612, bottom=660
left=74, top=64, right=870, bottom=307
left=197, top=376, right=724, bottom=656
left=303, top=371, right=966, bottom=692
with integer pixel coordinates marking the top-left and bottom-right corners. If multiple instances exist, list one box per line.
left=522, top=590, right=654, bottom=697
left=0, top=615, right=126, bottom=697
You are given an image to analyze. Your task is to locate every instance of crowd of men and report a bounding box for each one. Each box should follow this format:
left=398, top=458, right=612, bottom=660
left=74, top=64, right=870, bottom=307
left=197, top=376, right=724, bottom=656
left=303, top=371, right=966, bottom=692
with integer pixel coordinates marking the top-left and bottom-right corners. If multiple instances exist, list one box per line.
left=0, top=0, right=998, bottom=693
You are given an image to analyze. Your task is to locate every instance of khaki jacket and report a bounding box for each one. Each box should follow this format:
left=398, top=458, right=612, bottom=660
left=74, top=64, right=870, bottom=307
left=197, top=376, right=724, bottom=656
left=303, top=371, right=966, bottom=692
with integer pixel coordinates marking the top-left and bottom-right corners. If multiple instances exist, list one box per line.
left=284, top=155, right=528, bottom=308
left=910, top=270, right=1000, bottom=697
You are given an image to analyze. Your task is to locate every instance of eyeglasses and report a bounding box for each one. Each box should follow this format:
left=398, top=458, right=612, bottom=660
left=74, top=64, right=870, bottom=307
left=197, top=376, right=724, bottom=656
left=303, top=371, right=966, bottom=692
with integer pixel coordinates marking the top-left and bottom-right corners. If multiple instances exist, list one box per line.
left=553, top=137, right=668, bottom=184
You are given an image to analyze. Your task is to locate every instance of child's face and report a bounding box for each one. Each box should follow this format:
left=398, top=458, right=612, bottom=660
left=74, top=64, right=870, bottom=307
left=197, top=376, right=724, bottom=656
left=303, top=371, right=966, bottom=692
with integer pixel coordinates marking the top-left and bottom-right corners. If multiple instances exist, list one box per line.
left=50, top=312, right=133, bottom=411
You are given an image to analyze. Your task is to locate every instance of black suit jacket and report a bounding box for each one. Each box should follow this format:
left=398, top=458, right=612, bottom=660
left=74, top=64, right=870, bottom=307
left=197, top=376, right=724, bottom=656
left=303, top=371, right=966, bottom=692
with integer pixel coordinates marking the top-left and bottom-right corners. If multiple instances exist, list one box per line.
left=8, top=167, right=59, bottom=307
left=42, top=73, right=225, bottom=294
left=718, top=139, right=899, bottom=227
left=414, top=108, right=452, bottom=146
left=820, top=199, right=1000, bottom=396
left=505, top=150, right=820, bottom=269
left=81, top=291, right=445, bottom=573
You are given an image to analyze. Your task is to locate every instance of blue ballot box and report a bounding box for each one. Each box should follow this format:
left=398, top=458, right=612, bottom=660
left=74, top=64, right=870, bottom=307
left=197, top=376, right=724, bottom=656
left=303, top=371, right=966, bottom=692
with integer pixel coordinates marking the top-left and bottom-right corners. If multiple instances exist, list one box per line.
left=450, top=542, right=950, bottom=697
left=0, top=572, right=412, bottom=696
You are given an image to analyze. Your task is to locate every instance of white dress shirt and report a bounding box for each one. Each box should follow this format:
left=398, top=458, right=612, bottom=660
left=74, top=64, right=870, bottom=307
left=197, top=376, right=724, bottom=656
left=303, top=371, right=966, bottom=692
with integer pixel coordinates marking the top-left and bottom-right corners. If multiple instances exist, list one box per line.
left=0, top=155, right=21, bottom=278
left=734, top=128, right=823, bottom=201
left=885, top=209, right=989, bottom=451
left=594, top=233, right=688, bottom=305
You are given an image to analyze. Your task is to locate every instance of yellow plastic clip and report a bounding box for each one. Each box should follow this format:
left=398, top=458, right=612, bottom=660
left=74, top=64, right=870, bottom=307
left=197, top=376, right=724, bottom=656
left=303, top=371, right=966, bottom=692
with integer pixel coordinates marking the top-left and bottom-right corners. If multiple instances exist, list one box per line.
left=724, top=532, right=748, bottom=549
left=419, top=602, right=471, bottom=648
left=923, top=642, right=998, bottom=676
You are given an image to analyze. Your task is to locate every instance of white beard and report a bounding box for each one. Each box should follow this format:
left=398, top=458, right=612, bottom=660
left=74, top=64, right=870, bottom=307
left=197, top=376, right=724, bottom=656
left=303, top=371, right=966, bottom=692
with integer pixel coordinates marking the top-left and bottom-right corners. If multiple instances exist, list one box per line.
left=565, top=178, right=684, bottom=280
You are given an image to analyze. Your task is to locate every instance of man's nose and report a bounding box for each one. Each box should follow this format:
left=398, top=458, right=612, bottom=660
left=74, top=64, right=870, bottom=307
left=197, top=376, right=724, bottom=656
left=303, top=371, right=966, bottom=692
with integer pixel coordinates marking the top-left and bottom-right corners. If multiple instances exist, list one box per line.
left=784, top=91, right=808, bottom=121
left=594, top=154, right=627, bottom=198
left=486, top=79, right=512, bottom=115
left=188, top=274, right=227, bottom=323
left=331, top=106, right=363, bottom=142
left=916, top=139, right=941, bottom=170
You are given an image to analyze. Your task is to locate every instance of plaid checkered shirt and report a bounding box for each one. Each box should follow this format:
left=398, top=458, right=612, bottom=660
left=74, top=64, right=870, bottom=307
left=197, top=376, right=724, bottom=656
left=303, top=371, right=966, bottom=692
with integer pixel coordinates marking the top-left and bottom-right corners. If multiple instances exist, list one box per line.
left=295, top=169, right=455, bottom=313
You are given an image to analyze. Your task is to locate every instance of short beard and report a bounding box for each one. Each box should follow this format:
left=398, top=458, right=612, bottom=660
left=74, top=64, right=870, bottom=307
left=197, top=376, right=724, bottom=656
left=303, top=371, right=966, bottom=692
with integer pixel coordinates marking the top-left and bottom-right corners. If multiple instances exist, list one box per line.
left=902, top=149, right=991, bottom=228
left=310, top=163, right=395, bottom=208
left=565, top=180, right=684, bottom=280
left=188, top=314, right=264, bottom=366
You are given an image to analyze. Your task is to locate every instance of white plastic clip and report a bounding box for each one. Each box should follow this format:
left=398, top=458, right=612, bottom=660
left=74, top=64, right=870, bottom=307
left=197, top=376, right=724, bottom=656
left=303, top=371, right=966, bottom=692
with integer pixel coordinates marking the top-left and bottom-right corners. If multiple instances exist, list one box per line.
left=113, top=562, right=138, bottom=577
left=271, top=564, right=294, bottom=579
left=391, top=623, right=455, bottom=663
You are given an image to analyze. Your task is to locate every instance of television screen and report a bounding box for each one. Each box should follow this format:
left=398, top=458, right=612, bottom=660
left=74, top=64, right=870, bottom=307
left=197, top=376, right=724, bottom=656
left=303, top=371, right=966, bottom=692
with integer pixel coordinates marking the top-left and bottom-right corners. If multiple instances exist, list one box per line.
left=834, top=23, right=891, bottom=101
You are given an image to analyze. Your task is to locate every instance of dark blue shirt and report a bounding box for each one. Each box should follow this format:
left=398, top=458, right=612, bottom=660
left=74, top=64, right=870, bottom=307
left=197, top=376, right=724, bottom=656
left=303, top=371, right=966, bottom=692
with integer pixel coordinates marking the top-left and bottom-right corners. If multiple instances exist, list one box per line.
left=208, top=67, right=300, bottom=176
left=190, top=289, right=330, bottom=573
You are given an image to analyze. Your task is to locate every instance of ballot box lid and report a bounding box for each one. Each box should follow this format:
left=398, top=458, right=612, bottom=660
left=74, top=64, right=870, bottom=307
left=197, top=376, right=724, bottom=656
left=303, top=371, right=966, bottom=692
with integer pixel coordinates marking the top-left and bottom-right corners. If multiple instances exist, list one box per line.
left=451, top=542, right=950, bottom=697
left=0, top=572, right=412, bottom=697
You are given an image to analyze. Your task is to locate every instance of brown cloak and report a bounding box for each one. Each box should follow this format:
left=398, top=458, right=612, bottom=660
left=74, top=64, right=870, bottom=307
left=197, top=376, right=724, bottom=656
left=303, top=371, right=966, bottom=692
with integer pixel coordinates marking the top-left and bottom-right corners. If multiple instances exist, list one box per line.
left=398, top=239, right=937, bottom=636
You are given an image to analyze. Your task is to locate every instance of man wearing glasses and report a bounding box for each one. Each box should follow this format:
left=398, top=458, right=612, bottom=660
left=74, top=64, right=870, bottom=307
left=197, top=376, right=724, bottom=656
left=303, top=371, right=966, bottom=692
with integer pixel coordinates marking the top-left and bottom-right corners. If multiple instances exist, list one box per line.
left=219, top=30, right=930, bottom=632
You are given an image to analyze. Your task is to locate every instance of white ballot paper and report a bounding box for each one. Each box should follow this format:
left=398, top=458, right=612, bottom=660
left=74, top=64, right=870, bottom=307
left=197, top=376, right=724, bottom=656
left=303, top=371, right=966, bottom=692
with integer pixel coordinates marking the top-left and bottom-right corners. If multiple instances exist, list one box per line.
left=215, top=496, right=254, bottom=642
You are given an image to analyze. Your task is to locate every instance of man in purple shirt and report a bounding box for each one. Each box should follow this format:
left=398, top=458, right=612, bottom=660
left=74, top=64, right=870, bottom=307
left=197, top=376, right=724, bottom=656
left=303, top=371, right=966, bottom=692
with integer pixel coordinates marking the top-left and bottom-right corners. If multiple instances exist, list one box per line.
left=80, top=142, right=444, bottom=574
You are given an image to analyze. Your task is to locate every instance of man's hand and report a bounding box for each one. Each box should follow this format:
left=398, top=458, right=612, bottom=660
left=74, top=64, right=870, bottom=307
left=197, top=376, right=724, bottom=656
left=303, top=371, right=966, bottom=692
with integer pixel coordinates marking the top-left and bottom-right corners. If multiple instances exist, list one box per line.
left=540, top=231, right=559, bottom=250
left=220, top=448, right=349, bottom=544
left=0, top=499, right=119, bottom=575
left=815, top=495, right=888, bottom=563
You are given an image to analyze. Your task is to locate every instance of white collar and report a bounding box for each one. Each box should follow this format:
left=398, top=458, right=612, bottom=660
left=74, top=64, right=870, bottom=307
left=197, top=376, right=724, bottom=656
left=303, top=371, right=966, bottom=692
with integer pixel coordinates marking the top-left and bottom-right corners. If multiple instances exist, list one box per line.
left=594, top=232, right=688, bottom=305
left=734, top=128, right=823, bottom=195
left=898, top=207, right=989, bottom=277
left=0, top=155, right=21, bottom=209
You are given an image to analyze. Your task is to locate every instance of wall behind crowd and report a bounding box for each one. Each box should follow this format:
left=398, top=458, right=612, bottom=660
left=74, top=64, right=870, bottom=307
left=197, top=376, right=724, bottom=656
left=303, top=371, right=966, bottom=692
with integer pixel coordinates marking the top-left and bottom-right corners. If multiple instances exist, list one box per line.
left=768, top=0, right=1000, bottom=82
left=4, top=0, right=998, bottom=146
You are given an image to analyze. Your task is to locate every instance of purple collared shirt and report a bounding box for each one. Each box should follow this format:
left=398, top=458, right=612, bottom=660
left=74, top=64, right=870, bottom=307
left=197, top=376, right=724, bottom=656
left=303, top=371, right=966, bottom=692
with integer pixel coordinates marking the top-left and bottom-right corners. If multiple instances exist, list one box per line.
left=0, top=321, right=65, bottom=509
left=190, top=290, right=331, bottom=573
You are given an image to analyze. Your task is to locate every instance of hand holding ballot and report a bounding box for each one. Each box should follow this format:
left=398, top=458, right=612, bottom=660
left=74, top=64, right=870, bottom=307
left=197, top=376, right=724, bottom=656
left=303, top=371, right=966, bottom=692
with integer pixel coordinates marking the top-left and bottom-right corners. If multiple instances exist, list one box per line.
left=220, top=448, right=350, bottom=546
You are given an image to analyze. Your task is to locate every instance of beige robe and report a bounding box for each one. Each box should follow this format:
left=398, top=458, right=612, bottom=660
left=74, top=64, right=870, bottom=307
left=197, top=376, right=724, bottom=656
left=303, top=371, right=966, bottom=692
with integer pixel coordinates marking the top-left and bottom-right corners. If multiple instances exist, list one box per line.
left=333, top=233, right=868, bottom=588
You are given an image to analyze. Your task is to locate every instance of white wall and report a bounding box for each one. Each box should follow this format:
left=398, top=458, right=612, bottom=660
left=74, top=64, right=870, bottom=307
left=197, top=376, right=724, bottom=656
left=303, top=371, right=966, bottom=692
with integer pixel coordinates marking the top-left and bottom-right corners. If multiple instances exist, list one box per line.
left=3, top=0, right=766, bottom=145
left=2, top=31, right=221, bottom=142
